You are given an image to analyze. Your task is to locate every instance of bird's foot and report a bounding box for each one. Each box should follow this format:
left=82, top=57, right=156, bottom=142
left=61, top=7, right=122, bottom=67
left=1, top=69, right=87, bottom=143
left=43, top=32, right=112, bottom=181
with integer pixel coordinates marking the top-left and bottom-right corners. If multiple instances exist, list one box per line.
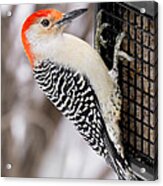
left=114, top=32, right=134, bottom=62
left=95, top=9, right=110, bottom=53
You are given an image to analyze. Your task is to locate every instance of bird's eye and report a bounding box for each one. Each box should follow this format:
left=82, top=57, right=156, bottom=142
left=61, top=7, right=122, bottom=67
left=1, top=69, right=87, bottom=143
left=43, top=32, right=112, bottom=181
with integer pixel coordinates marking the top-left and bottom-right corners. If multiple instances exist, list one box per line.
left=40, top=19, right=50, bottom=27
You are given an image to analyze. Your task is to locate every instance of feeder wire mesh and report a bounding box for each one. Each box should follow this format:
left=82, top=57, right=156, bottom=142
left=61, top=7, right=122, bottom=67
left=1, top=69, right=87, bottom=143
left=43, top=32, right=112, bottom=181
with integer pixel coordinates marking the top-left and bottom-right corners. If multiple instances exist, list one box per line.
left=95, top=1, right=158, bottom=180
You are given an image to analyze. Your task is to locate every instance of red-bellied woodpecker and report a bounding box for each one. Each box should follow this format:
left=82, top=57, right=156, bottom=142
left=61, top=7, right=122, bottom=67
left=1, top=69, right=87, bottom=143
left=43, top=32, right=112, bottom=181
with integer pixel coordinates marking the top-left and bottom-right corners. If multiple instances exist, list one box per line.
left=21, top=8, right=141, bottom=180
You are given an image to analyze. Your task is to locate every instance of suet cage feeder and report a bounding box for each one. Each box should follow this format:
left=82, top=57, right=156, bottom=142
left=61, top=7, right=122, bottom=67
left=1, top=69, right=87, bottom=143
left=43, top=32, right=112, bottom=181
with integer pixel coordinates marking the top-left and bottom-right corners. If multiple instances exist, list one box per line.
left=95, top=1, right=158, bottom=180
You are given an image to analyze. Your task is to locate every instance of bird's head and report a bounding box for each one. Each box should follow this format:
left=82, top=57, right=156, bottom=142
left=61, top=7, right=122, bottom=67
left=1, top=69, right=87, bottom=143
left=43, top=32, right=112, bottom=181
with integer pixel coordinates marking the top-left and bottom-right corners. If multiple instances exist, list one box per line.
left=21, top=8, right=87, bottom=67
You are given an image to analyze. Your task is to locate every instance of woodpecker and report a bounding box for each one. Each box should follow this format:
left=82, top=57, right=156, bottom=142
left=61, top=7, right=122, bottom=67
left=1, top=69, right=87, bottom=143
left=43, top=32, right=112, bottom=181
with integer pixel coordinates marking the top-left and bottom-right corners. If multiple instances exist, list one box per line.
left=21, top=8, right=141, bottom=180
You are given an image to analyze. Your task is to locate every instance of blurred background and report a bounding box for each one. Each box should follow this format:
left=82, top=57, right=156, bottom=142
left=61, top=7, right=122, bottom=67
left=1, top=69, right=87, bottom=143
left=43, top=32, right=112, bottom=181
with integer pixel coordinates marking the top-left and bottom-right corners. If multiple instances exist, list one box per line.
left=1, top=3, right=116, bottom=179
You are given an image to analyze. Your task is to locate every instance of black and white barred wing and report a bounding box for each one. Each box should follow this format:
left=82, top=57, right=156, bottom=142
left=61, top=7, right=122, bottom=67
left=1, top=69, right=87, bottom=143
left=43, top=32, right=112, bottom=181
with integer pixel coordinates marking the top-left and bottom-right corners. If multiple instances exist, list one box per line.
left=33, top=60, right=108, bottom=157
left=33, top=60, right=140, bottom=180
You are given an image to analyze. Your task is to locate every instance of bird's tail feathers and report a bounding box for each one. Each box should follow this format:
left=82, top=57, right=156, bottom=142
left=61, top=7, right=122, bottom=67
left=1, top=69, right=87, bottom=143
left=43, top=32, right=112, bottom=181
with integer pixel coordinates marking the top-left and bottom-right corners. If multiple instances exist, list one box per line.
left=106, top=153, right=142, bottom=180
left=103, top=130, right=142, bottom=180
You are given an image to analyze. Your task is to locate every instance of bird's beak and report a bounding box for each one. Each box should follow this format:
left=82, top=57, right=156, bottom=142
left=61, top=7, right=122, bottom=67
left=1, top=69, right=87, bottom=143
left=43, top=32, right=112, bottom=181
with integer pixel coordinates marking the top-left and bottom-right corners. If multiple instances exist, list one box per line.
left=55, top=8, right=88, bottom=28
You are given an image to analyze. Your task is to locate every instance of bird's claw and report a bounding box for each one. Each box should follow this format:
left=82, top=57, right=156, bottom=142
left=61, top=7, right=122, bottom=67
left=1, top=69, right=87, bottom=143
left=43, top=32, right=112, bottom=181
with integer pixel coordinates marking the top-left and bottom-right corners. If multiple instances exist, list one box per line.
left=114, top=32, right=134, bottom=62
left=95, top=10, right=109, bottom=53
